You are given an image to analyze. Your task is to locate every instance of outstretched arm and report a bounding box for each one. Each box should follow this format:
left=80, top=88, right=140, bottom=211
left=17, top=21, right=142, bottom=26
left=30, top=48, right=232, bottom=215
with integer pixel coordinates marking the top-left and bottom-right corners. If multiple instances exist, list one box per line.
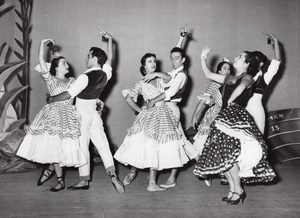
left=201, top=47, right=227, bottom=84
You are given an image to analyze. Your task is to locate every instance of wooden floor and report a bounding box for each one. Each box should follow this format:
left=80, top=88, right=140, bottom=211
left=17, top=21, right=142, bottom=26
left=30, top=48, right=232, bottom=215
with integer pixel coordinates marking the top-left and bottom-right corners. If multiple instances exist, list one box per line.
left=1, top=160, right=300, bottom=218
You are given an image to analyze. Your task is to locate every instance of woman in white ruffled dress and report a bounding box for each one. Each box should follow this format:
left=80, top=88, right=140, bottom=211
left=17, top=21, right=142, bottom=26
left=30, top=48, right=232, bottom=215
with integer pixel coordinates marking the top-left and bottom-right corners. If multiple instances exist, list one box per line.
left=114, top=53, right=190, bottom=192
left=17, top=39, right=87, bottom=192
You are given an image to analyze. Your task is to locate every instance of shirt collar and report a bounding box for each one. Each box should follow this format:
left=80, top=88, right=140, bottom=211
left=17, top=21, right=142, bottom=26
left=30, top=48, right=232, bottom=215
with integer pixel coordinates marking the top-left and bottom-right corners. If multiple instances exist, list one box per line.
left=83, top=66, right=102, bottom=74
left=170, top=66, right=184, bottom=75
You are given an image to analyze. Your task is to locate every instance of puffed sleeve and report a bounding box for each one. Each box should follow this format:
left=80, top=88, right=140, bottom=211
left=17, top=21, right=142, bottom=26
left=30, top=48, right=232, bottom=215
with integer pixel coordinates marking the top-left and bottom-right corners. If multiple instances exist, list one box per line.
left=34, top=63, right=52, bottom=80
left=122, top=81, right=142, bottom=102
left=197, top=93, right=214, bottom=107
left=196, top=82, right=218, bottom=106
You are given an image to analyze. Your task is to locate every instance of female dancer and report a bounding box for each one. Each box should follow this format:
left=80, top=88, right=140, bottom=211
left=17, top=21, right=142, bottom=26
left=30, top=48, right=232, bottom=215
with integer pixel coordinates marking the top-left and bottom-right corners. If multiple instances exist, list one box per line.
left=194, top=47, right=276, bottom=204
left=191, top=59, right=233, bottom=186
left=17, top=39, right=86, bottom=192
left=246, top=33, right=281, bottom=134
left=192, top=59, right=233, bottom=155
left=114, top=53, right=190, bottom=192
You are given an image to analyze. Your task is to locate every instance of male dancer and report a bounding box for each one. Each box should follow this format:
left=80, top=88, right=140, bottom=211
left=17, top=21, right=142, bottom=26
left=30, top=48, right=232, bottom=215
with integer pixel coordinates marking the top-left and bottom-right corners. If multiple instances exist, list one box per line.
left=144, top=29, right=198, bottom=188
left=47, top=31, right=124, bottom=193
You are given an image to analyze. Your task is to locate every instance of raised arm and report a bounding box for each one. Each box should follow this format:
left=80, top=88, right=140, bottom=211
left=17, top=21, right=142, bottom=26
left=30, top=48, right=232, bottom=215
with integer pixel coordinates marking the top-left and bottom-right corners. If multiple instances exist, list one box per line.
left=201, top=47, right=226, bottom=84
left=266, top=33, right=281, bottom=62
left=98, top=30, right=113, bottom=66
left=39, top=39, right=54, bottom=72
left=263, top=33, right=281, bottom=85
left=176, top=26, right=187, bottom=48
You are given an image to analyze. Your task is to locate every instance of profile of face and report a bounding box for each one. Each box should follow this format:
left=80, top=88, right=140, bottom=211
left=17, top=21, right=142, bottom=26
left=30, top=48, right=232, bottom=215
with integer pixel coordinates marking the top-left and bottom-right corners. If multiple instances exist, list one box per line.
left=218, top=63, right=231, bottom=75
left=56, top=58, right=69, bottom=75
left=170, top=51, right=185, bottom=70
left=233, top=52, right=249, bottom=74
left=144, top=56, right=156, bottom=74
left=85, top=51, right=95, bottom=69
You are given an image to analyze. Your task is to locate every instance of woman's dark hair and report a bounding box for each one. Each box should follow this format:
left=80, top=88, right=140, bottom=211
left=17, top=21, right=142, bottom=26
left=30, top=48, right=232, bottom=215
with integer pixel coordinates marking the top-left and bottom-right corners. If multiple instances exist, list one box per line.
left=140, top=53, right=156, bottom=76
left=50, top=56, right=65, bottom=76
left=252, top=51, right=267, bottom=66
left=90, top=47, right=107, bottom=68
left=243, top=51, right=260, bottom=77
left=216, top=61, right=234, bottom=75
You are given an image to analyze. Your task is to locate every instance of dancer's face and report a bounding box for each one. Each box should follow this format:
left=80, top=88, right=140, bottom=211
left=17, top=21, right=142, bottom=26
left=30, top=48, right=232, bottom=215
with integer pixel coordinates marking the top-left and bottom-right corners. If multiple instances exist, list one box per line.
left=170, top=51, right=185, bottom=70
left=233, top=52, right=249, bottom=74
left=85, top=51, right=96, bottom=69
left=56, top=58, right=69, bottom=75
left=144, top=56, right=156, bottom=74
left=219, top=63, right=231, bottom=75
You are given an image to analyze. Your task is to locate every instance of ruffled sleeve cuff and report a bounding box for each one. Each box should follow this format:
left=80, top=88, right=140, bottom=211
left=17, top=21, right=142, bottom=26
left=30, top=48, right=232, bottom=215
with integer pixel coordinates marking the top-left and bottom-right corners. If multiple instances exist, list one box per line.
left=197, top=93, right=214, bottom=106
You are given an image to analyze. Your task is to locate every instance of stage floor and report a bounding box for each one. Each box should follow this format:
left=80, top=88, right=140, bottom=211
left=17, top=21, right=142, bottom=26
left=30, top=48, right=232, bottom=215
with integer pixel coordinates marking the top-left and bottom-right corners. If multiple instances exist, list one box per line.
left=1, top=160, right=299, bottom=218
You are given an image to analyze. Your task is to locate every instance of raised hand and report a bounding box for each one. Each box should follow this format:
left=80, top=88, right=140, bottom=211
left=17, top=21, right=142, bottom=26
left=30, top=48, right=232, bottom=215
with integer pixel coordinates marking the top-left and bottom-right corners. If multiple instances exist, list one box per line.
left=180, top=25, right=188, bottom=37
left=264, top=33, right=277, bottom=46
left=264, top=33, right=280, bottom=61
left=41, top=39, right=55, bottom=47
left=201, top=47, right=210, bottom=61
left=97, top=30, right=112, bottom=40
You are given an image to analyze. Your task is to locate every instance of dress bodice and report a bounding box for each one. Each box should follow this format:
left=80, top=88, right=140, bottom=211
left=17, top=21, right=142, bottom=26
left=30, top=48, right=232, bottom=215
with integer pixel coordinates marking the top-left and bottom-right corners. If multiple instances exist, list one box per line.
left=41, top=71, right=75, bottom=104
left=122, top=78, right=163, bottom=102
left=220, top=75, right=253, bottom=109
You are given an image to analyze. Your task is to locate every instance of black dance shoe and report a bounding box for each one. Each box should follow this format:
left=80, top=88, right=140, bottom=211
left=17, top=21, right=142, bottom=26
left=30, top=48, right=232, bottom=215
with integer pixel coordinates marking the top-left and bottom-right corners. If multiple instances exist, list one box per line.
left=227, top=191, right=246, bottom=205
left=49, top=176, right=65, bottom=192
left=37, top=167, right=54, bottom=186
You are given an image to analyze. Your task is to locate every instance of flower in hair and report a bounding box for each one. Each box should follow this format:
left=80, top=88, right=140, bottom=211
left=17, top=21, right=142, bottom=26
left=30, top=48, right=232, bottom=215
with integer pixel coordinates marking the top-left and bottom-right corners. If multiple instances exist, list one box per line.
left=223, top=57, right=230, bottom=63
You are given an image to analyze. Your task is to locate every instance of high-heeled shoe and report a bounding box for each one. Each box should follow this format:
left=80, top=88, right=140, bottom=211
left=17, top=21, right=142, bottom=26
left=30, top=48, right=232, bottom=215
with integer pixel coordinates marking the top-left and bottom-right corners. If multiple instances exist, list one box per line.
left=227, top=191, right=246, bottom=205
left=37, top=167, right=54, bottom=186
left=49, top=176, right=65, bottom=192
left=221, top=190, right=233, bottom=201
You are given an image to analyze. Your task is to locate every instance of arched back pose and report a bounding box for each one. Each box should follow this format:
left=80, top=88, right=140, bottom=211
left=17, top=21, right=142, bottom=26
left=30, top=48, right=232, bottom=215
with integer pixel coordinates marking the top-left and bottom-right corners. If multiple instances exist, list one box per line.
left=194, top=47, right=276, bottom=205
left=114, top=53, right=190, bottom=192
left=17, top=39, right=86, bottom=192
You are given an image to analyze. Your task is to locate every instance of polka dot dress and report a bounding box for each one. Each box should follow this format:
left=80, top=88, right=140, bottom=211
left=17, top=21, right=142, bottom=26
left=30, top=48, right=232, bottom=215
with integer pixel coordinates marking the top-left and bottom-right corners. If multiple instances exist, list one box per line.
left=193, top=103, right=276, bottom=184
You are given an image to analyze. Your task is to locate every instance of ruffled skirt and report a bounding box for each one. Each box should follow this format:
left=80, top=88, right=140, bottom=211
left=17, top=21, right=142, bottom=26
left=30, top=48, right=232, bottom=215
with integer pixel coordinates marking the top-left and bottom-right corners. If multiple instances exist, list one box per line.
left=114, top=104, right=190, bottom=170
left=193, top=103, right=276, bottom=184
left=17, top=102, right=87, bottom=167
